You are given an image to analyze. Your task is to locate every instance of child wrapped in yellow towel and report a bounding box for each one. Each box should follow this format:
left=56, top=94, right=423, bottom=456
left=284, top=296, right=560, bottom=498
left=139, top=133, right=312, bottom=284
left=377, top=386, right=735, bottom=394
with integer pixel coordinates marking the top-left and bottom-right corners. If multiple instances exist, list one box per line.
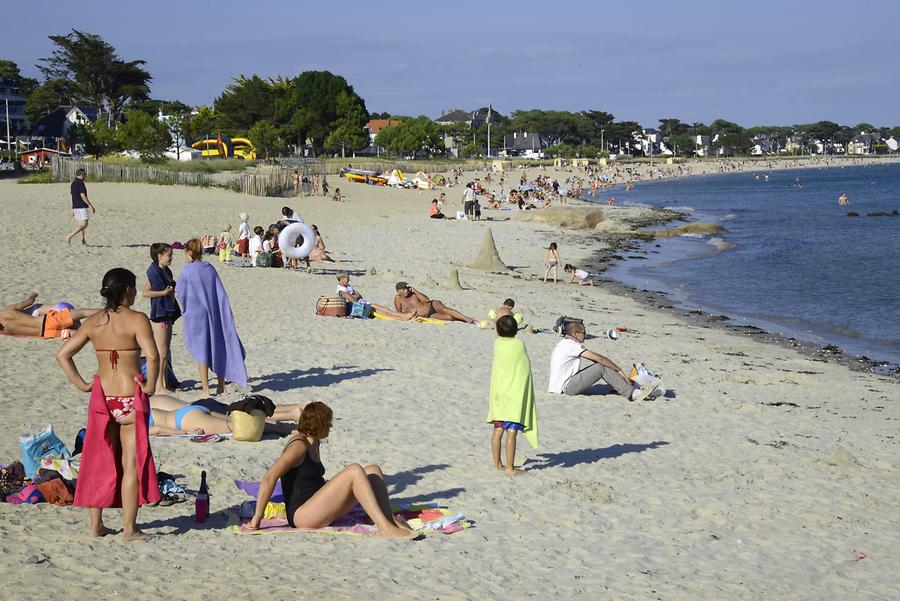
left=487, top=315, right=538, bottom=475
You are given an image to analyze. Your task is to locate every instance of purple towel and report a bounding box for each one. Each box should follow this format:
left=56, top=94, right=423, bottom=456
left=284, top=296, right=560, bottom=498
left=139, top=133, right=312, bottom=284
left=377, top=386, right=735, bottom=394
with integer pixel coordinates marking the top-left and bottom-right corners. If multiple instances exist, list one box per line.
left=177, top=261, right=248, bottom=388
left=235, top=479, right=284, bottom=503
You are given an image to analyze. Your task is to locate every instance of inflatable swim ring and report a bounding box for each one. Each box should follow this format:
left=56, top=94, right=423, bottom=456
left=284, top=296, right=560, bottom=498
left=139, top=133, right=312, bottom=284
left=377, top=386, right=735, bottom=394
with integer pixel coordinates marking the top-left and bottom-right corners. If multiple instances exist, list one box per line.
left=278, top=222, right=316, bottom=261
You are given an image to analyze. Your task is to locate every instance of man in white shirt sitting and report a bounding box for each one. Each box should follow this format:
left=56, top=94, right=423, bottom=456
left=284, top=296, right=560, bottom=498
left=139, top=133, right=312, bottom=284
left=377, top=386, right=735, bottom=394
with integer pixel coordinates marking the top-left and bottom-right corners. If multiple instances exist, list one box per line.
left=548, top=321, right=661, bottom=401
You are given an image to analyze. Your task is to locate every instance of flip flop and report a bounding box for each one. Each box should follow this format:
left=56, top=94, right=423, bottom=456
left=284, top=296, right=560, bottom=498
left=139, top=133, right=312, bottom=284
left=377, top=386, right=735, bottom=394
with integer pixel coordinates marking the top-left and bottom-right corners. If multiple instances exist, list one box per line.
left=159, top=492, right=185, bottom=506
left=190, top=434, right=223, bottom=443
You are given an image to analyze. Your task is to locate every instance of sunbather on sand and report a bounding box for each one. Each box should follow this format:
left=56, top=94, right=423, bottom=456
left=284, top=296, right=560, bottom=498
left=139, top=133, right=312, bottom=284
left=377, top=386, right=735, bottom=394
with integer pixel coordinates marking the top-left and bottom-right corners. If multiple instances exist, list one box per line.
left=0, top=293, right=99, bottom=337
left=148, top=394, right=308, bottom=436
left=393, top=282, right=475, bottom=323
left=335, top=272, right=414, bottom=320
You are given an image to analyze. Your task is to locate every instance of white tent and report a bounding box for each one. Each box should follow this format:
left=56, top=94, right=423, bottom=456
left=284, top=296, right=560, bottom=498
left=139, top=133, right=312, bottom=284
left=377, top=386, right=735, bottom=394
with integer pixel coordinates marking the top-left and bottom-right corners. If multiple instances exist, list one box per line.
left=164, top=146, right=202, bottom=161
left=387, top=169, right=406, bottom=186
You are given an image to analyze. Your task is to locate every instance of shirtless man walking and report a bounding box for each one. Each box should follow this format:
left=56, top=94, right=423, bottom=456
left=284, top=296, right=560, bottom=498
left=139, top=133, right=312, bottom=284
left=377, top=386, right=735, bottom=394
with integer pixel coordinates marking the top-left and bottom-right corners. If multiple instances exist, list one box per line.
left=0, top=292, right=100, bottom=338
left=393, top=282, right=475, bottom=323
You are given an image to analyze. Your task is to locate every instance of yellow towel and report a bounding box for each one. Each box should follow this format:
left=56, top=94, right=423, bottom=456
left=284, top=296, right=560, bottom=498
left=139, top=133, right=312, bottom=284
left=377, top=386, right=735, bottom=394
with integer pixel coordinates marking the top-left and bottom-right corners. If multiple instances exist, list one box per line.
left=372, top=311, right=445, bottom=325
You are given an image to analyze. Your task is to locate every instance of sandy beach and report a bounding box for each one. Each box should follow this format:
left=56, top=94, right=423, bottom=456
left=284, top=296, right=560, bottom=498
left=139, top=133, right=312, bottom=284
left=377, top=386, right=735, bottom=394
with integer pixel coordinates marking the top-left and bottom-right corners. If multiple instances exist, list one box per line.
left=1, top=166, right=898, bottom=600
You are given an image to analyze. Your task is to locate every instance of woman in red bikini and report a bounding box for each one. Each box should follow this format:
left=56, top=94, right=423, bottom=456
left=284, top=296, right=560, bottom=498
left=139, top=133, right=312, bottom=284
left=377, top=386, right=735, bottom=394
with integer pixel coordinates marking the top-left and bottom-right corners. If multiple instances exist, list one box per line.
left=57, top=268, right=161, bottom=540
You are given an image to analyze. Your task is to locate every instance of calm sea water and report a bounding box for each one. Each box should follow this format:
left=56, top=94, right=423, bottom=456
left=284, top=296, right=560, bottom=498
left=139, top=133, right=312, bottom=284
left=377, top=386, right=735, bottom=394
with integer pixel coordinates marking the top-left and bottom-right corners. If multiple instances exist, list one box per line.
left=593, top=163, right=900, bottom=364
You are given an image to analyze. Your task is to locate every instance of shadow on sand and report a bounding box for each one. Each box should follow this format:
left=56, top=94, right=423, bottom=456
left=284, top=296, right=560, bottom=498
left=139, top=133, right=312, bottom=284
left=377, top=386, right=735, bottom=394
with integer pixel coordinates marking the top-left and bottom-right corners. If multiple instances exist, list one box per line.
left=386, top=463, right=450, bottom=496
left=253, top=365, right=394, bottom=392
left=524, top=441, right=669, bottom=470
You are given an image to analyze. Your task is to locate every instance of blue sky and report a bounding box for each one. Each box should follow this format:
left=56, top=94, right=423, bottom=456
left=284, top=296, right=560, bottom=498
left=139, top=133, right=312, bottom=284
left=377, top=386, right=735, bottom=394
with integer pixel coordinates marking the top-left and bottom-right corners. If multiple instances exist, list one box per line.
left=6, top=0, right=899, bottom=127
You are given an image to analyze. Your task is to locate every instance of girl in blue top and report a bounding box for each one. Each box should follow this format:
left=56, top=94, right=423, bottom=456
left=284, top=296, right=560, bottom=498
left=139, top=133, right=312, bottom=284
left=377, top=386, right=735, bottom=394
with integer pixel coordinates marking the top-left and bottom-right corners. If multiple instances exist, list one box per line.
left=142, top=243, right=181, bottom=393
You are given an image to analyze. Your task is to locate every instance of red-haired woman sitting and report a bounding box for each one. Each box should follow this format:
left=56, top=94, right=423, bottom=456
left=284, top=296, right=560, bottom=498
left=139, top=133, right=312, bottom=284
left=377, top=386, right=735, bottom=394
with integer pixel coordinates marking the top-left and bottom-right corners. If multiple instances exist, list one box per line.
left=248, top=402, right=414, bottom=539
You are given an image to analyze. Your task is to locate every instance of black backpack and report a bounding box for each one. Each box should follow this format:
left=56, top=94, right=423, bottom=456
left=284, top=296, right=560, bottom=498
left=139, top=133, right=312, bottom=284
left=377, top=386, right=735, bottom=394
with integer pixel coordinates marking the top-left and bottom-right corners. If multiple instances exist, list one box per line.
left=553, top=316, right=584, bottom=336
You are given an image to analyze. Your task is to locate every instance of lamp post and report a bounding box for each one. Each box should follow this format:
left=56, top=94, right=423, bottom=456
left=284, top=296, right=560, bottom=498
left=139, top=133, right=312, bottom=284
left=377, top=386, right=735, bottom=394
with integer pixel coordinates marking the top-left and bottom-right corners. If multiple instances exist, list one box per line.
left=600, top=127, right=604, bottom=155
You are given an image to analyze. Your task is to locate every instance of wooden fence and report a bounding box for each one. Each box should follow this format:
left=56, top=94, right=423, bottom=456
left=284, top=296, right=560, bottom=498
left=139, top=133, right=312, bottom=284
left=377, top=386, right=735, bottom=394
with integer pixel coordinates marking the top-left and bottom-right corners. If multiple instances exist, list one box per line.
left=52, top=157, right=214, bottom=187
left=239, top=169, right=294, bottom=197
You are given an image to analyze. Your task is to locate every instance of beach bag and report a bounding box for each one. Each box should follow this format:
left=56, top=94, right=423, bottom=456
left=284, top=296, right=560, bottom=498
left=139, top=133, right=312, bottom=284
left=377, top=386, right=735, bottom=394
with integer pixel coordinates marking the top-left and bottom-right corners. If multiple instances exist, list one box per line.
left=553, top=316, right=584, bottom=337
left=316, top=296, right=347, bottom=317
left=19, top=425, right=71, bottom=478
left=230, top=409, right=267, bottom=442
left=628, top=362, right=656, bottom=387
left=35, top=478, right=74, bottom=506
left=349, top=301, right=372, bottom=319
left=255, top=251, right=274, bottom=268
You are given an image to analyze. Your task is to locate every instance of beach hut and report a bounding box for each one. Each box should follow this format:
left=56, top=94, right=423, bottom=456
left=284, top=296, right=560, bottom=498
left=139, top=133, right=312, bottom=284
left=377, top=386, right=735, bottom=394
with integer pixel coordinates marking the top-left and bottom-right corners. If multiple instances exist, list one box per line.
left=20, top=148, right=68, bottom=170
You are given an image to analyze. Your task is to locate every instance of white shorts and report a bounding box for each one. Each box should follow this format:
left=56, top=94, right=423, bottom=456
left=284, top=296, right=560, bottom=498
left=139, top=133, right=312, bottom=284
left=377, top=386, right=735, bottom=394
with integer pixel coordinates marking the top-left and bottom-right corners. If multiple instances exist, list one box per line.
left=73, top=208, right=89, bottom=222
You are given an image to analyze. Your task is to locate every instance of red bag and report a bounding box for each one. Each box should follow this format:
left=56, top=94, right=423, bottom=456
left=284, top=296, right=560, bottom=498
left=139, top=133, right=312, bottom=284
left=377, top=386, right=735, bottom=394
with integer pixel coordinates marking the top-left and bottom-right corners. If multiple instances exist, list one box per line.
left=316, top=297, right=347, bottom=317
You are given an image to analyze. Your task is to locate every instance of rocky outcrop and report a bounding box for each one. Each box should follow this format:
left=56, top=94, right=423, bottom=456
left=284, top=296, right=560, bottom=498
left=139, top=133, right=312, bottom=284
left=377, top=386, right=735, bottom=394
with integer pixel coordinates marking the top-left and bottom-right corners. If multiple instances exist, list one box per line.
left=512, top=206, right=606, bottom=230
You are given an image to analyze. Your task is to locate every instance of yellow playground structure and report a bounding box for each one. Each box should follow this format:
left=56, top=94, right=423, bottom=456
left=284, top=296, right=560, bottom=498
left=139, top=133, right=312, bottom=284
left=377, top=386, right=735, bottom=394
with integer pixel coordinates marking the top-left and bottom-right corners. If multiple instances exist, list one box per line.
left=191, top=136, right=257, bottom=160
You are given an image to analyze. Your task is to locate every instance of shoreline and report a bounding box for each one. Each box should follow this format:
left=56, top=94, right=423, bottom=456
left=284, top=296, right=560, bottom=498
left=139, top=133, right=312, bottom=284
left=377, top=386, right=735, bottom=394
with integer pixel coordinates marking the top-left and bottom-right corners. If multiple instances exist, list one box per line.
left=572, top=163, right=900, bottom=378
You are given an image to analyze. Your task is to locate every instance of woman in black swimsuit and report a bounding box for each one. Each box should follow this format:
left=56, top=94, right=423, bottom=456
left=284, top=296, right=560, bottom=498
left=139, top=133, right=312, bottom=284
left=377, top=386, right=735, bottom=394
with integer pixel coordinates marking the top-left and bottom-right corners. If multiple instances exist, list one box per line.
left=248, top=402, right=414, bottom=538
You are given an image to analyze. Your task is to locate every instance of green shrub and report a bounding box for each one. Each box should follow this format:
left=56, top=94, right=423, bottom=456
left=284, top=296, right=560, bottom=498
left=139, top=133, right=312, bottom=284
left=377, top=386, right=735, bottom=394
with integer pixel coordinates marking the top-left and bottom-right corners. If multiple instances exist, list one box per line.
left=17, top=171, right=53, bottom=184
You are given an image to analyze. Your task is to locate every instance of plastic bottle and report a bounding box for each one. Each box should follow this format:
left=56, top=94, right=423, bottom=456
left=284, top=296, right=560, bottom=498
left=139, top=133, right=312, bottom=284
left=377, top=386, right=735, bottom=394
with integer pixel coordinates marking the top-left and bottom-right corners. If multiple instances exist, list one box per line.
left=195, top=470, right=209, bottom=523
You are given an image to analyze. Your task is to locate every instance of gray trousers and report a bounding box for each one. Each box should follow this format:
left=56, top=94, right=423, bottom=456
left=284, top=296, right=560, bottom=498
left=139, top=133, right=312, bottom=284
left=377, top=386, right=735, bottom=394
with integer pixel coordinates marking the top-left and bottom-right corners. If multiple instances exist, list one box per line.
left=562, top=357, right=632, bottom=396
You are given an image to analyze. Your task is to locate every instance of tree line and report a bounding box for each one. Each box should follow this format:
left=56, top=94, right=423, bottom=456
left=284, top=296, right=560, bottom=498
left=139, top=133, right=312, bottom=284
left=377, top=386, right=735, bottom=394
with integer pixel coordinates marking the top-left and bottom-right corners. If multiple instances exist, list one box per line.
left=3, top=30, right=369, bottom=161
left=3, top=30, right=899, bottom=162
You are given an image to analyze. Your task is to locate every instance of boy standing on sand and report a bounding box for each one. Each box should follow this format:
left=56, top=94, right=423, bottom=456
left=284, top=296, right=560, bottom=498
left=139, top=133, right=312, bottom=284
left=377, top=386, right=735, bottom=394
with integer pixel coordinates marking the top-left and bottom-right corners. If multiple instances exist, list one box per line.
left=66, top=168, right=95, bottom=246
left=487, top=315, right=538, bottom=475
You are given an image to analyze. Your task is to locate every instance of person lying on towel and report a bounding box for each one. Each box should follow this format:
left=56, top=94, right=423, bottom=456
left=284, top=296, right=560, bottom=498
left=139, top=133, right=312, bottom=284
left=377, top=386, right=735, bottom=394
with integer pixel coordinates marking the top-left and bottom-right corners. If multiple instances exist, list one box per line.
left=147, top=394, right=309, bottom=436
left=0, top=292, right=100, bottom=338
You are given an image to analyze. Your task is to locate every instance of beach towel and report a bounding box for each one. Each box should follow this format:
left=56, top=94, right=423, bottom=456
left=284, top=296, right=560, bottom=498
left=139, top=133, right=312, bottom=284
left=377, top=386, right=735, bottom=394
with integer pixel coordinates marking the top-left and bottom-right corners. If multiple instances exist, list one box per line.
left=227, top=500, right=471, bottom=536
left=487, top=337, right=539, bottom=448
left=73, top=377, right=161, bottom=508
left=234, top=478, right=284, bottom=502
left=372, top=311, right=445, bottom=325
left=177, top=261, right=248, bottom=388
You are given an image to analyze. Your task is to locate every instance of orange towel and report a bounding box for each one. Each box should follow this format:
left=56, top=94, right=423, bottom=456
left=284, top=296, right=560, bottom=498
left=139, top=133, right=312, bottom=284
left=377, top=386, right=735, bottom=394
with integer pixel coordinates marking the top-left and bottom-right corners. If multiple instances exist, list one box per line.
left=42, top=309, right=74, bottom=339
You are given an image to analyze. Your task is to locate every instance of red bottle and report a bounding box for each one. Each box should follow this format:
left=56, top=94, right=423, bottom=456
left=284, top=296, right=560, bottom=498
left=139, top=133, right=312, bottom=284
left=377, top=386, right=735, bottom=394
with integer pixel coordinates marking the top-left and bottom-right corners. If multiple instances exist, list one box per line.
left=195, top=470, right=209, bottom=523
